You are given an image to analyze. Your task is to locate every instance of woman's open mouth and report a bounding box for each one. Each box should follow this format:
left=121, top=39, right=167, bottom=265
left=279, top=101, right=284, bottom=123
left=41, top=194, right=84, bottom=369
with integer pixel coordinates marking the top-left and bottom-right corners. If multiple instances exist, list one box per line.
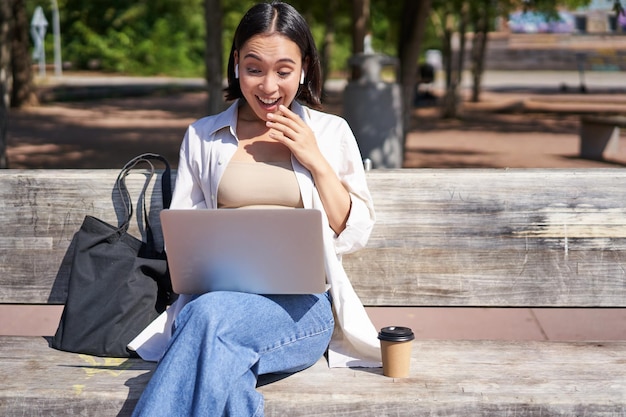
left=257, top=96, right=280, bottom=110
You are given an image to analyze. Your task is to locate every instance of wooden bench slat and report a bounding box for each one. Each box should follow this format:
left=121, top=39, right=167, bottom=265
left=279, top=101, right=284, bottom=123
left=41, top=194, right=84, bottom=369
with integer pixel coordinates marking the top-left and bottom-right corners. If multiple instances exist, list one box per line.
left=3, top=169, right=626, bottom=306
left=0, top=336, right=152, bottom=416
left=349, top=247, right=626, bottom=306
left=265, top=340, right=626, bottom=416
left=581, top=115, right=626, bottom=127
left=2, top=336, right=625, bottom=416
left=351, top=169, right=626, bottom=306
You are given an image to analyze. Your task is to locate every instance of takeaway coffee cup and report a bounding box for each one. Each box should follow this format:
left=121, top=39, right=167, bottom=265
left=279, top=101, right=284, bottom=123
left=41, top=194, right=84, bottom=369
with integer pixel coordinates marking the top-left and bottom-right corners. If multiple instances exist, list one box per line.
left=378, top=326, right=415, bottom=378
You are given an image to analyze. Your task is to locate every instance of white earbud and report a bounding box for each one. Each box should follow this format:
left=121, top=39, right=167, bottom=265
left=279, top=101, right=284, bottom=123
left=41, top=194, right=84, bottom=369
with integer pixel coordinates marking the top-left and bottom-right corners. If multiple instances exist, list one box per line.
left=235, top=64, right=239, bottom=79
left=300, top=69, right=305, bottom=85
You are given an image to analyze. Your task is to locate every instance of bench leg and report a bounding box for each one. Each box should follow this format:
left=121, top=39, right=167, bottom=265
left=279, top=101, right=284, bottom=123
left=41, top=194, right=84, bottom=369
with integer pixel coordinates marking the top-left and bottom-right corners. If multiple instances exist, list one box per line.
left=579, top=122, right=621, bottom=160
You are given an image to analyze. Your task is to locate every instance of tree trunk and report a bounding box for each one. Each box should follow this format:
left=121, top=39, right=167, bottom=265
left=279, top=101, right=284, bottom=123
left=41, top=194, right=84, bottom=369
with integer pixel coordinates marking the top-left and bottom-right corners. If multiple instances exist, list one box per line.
left=11, top=0, right=34, bottom=108
left=441, top=1, right=469, bottom=119
left=350, top=0, right=370, bottom=82
left=0, top=0, right=12, bottom=168
left=470, top=0, right=491, bottom=103
left=441, top=9, right=453, bottom=90
left=457, top=1, right=469, bottom=84
left=320, top=0, right=338, bottom=99
left=204, top=0, right=225, bottom=116
left=397, top=0, right=432, bottom=143
left=351, top=0, right=369, bottom=55
left=440, top=8, right=456, bottom=119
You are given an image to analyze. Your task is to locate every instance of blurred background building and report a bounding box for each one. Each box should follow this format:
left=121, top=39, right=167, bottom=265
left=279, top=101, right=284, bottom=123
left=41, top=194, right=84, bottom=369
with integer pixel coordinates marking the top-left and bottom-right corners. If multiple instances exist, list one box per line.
left=482, top=0, right=626, bottom=71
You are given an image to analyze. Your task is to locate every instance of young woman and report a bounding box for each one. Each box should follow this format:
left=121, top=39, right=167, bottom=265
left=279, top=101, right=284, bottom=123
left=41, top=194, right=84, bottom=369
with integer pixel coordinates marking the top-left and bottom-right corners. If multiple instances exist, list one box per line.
left=130, top=2, right=380, bottom=415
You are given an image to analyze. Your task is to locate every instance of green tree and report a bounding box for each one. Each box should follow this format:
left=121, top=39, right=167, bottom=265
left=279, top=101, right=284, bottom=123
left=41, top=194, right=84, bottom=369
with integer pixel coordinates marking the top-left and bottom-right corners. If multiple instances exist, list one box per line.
left=433, top=0, right=470, bottom=119
left=397, top=0, right=433, bottom=143
left=431, top=0, right=616, bottom=119
left=368, top=0, right=433, bottom=150
left=468, top=0, right=494, bottom=103
left=289, top=0, right=352, bottom=96
left=59, top=0, right=205, bottom=76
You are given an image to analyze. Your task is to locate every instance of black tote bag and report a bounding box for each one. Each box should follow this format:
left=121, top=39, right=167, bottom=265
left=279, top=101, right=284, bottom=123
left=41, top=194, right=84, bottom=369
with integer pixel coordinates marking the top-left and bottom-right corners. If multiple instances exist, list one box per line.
left=51, top=153, right=177, bottom=357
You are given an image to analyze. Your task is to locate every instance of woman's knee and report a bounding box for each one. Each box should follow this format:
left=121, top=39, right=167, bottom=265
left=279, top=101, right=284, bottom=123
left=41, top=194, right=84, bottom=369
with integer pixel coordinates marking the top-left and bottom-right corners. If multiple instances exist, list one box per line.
left=174, top=292, right=235, bottom=331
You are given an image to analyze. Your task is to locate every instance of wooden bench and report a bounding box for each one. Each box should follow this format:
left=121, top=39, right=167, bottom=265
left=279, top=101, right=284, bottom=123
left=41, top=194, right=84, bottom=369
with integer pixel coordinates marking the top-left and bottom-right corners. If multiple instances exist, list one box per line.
left=2, top=168, right=626, bottom=416
left=579, top=115, right=626, bottom=160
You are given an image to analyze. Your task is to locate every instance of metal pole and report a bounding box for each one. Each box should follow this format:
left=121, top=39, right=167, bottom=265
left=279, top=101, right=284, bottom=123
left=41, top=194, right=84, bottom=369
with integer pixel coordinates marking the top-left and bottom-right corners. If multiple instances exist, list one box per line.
left=51, top=0, right=62, bottom=76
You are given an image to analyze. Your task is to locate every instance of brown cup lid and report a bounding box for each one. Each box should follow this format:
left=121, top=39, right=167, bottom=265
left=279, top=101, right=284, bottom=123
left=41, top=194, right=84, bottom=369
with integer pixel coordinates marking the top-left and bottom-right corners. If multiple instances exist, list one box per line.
left=378, top=326, right=415, bottom=342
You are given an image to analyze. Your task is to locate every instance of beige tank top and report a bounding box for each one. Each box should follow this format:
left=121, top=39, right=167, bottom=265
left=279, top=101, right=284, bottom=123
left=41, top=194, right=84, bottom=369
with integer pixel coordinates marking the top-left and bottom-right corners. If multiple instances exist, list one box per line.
left=217, top=161, right=304, bottom=209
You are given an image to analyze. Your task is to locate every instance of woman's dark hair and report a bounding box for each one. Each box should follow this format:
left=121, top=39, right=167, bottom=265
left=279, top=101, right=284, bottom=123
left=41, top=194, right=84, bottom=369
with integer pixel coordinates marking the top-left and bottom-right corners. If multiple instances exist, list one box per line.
left=224, top=1, right=322, bottom=109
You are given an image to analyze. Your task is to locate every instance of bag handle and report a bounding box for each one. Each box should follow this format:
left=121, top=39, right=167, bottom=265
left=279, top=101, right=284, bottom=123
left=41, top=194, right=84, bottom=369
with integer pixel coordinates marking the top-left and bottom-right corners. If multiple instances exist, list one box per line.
left=115, top=153, right=172, bottom=239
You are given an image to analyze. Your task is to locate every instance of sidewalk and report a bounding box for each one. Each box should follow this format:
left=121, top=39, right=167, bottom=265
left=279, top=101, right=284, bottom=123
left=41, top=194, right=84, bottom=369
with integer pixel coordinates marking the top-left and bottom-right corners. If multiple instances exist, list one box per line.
left=36, top=69, right=626, bottom=97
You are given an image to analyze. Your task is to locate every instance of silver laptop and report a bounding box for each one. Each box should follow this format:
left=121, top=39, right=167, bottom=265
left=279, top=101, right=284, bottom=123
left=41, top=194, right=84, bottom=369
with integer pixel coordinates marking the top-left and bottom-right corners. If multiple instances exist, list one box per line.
left=160, top=208, right=326, bottom=295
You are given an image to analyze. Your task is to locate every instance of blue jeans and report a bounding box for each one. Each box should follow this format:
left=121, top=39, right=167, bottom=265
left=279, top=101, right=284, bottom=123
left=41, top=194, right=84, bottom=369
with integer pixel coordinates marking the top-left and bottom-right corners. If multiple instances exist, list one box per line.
left=132, top=291, right=334, bottom=417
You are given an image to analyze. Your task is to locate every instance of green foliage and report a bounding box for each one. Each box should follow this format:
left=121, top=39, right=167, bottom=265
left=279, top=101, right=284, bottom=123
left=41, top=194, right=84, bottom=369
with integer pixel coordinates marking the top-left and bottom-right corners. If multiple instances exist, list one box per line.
left=222, top=0, right=258, bottom=71
left=370, top=1, right=402, bottom=56
left=29, top=0, right=206, bottom=76
left=23, top=0, right=625, bottom=79
left=25, top=0, right=408, bottom=78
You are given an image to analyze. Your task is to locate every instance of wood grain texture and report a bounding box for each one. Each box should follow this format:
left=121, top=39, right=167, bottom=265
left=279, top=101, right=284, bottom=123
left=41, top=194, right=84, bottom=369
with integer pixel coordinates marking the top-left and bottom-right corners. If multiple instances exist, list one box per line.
left=1, top=337, right=625, bottom=416
left=3, top=169, right=626, bottom=306
left=348, top=168, right=626, bottom=306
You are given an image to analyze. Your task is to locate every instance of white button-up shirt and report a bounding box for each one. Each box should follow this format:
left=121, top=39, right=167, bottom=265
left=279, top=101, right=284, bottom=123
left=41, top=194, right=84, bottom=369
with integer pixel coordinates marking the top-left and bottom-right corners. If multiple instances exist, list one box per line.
left=129, top=100, right=381, bottom=367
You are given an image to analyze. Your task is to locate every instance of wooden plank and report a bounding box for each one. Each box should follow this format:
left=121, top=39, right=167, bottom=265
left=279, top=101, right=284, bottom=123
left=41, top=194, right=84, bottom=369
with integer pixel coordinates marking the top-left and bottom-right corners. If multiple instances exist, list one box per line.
left=1, top=336, right=625, bottom=416
left=264, top=340, right=626, bottom=416
left=3, top=169, right=626, bottom=307
left=350, top=169, right=626, bottom=306
left=348, top=248, right=626, bottom=306
left=581, top=115, right=626, bottom=127
left=0, top=170, right=169, bottom=304
left=0, top=336, right=152, bottom=416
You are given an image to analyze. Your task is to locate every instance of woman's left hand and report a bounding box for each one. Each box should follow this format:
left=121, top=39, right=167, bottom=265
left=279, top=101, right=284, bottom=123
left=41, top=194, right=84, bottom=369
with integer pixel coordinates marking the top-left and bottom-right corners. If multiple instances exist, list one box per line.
left=266, top=105, right=324, bottom=172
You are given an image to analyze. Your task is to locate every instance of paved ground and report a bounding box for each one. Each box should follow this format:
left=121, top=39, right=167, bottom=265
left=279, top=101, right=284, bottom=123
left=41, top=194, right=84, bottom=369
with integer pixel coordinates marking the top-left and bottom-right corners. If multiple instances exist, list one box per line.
left=4, top=70, right=626, bottom=340
left=7, top=70, right=626, bottom=170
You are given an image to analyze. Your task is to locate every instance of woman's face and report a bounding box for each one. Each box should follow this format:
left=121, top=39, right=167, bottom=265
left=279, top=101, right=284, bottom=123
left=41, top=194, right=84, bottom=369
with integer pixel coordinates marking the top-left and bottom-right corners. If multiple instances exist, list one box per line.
left=235, top=34, right=304, bottom=122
